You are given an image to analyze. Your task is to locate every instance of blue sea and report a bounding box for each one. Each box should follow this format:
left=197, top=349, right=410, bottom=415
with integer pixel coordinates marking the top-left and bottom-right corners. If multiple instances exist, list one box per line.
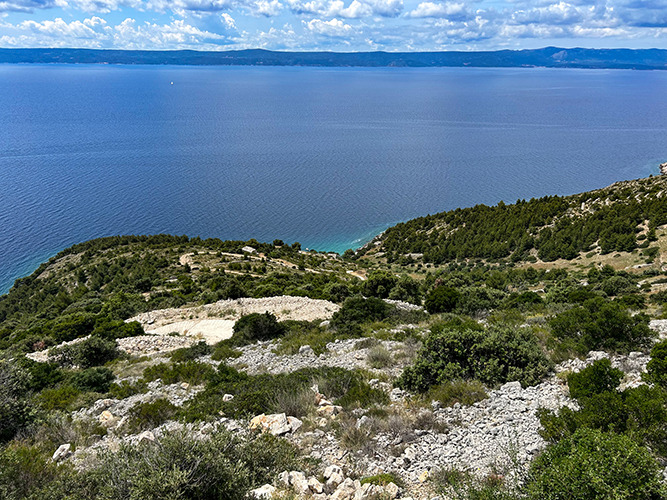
left=1, top=64, right=667, bottom=294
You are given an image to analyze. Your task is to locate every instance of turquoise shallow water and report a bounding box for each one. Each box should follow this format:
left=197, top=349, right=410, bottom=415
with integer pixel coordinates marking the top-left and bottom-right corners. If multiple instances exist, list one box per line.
left=1, top=64, right=666, bottom=294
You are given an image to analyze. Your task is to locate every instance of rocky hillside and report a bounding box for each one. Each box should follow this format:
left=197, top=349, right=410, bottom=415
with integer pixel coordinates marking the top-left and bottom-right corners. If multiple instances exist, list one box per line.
left=2, top=176, right=667, bottom=499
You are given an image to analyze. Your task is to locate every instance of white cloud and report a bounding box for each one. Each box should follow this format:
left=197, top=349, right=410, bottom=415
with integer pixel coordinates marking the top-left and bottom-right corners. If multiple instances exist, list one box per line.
left=407, top=1, right=469, bottom=19
left=287, top=0, right=402, bottom=18
left=247, top=0, right=282, bottom=16
left=220, top=11, right=236, bottom=26
left=0, top=15, right=232, bottom=48
left=304, top=16, right=353, bottom=34
left=512, top=2, right=585, bottom=25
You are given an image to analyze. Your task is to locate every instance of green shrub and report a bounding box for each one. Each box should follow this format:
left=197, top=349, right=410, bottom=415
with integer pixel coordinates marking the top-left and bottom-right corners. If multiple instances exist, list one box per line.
left=432, top=467, right=519, bottom=500
left=331, top=297, right=391, bottom=328
left=397, top=325, right=551, bottom=392
left=21, top=360, right=64, bottom=392
left=91, top=318, right=144, bottom=340
left=232, top=312, right=285, bottom=345
left=39, top=428, right=300, bottom=500
left=108, top=379, right=148, bottom=399
left=526, top=428, right=665, bottom=500
left=170, top=341, right=212, bottom=362
left=503, top=291, right=543, bottom=309
left=54, top=336, right=119, bottom=368
left=425, top=287, right=461, bottom=314
left=539, top=384, right=667, bottom=455
left=143, top=361, right=215, bottom=385
left=0, top=443, right=63, bottom=500
left=127, top=398, right=178, bottom=432
left=211, top=342, right=243, bottom=361
left=645, top=339, right=667, bottom=388
left=549, top=298, right=654, bottom=354
left=567, top=359, right=623, bottom=400
left=273, top=320, right=338, bottom=356
left=36, top=385, right=81, bottom=412
left=0, top=360, right=33, bottom=442
left=455, top=287, right=506, bottom=316
left=70, top=367, right=115, bottom=393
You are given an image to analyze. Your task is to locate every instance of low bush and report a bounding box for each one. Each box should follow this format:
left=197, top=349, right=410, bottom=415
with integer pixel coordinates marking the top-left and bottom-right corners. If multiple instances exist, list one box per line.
left=232, top=312, right=285, bottom=345
left=549, top=298, right=654, bottom=354
left=70, top=367, right=115, bottom=393
left=273, top=320, right=338, bottom=356
left=143, top=361, right=215, bottom=386
left=108, top=379, right=148, bottom=399
left=5, top=428, right=300, bottom=500
left=169, top=341, right=212, bottom=362
left=644, top=339, right=667, bottom=388
left=431, top=467, right=519, bottom=500
left=0, top=360, right=33, bottom=442
left=211, top=341, right=243, bottom=361
left=0, top=443, right=64, bottom=500
left=567, top=359, right=623, bottom=400
left=425, top=286, right=460, bottom=314
left=526, top=428, right=665, bottom=499
left=36, top=385, right=81, bottom=412
left=331, top=297, right=391, bottom=329
left=539, top=378, right=667, bottom=455
left=397, top=325, right=551, bottom=392
left=54, top=336, right=119, bottom=368
left=127, top=398, right=178, bottom=432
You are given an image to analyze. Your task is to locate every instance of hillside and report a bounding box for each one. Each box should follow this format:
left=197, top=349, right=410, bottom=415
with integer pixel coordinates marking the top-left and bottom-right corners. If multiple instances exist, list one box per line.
left=2, top=177, right=667, bottom=499
left=3, top=47, right=667, bottom=69
left=359, top=175, right=667, bottom=268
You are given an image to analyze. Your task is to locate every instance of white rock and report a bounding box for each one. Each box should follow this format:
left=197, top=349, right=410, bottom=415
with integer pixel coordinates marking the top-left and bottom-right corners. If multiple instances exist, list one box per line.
left=137, top=430, right=155, bottom=443
left=324, top=465, right=343, bottom=479
left=308, top=477, right=324, bottom=494
left=222, top=393, right=234, bottom=402
left=385, top=482, right=400, bottom=499
left=249, top=413, right=292, bottom=436
left=287, top=416, right=303, bottom=433
left=331, top=478, right=358, bottom=500
left=289, top=471, right=309, bottom=494
left=52, top=443, right=71, bottom=462
left=248, top=484, right=276, bottom=499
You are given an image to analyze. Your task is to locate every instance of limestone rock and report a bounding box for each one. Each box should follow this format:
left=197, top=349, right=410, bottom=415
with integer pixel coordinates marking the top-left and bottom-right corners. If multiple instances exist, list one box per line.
left=248, top=484, right=276, bottom=499
left=249, top=413, right=292, bottom=436
left=52, top=443, right=72, bottom=462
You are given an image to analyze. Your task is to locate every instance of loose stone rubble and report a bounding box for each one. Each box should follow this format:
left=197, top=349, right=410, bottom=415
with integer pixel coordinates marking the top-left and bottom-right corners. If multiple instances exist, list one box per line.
left=47, top=313, right=667, bottom=498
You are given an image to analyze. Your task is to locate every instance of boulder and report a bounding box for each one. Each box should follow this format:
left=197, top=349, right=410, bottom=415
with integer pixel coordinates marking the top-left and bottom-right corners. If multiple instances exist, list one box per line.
left=249, top=413, right=292, bottom=436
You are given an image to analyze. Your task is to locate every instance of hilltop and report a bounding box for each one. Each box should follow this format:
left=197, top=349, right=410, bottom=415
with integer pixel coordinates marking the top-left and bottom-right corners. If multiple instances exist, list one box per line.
left=1, top=176, right=667, bottom=499
left=3, top=47, right=667, bottom=70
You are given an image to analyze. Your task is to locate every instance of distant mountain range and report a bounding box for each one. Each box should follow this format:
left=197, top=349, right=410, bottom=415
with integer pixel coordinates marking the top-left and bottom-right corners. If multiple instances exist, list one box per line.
left=2, top=46, right=667, bottom=69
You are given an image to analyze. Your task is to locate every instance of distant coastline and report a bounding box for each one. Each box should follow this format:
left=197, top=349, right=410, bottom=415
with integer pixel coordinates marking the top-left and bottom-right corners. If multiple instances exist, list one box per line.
left=3, top=46, right=667, bottom=70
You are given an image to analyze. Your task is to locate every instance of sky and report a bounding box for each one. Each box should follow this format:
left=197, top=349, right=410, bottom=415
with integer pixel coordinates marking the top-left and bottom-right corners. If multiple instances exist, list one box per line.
left=1, top=0, right=667, bottom=52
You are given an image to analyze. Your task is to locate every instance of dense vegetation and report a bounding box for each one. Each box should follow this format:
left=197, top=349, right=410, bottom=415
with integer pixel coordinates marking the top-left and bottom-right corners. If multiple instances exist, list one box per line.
left=360, top=175, right=667, bottom=264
